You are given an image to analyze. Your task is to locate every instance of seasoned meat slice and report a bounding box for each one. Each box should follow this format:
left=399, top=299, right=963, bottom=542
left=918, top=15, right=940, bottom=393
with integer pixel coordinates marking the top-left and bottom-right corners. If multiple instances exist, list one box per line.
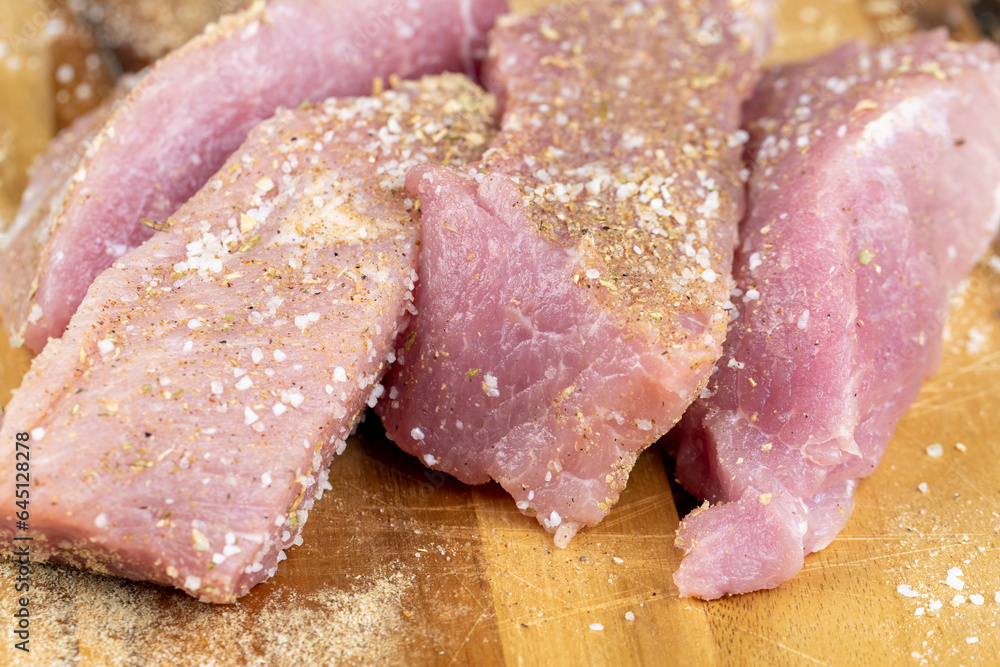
left=0, top=75, right=496, bottom=602
left=378, top=0, right=772, bottom=546
left=671, top=32, right=1000, bottom=599
left=0, top=0, right=506, bottom=352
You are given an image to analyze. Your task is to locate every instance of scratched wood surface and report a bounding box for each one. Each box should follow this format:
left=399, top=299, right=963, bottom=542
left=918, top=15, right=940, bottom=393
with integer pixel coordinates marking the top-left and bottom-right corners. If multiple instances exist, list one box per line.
left=1, top=1, right=999, bottom=665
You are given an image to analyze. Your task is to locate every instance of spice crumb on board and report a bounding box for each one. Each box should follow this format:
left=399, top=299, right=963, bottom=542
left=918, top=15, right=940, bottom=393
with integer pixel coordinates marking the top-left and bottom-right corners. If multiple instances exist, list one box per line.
left=0, top=558, right=413, bottom=665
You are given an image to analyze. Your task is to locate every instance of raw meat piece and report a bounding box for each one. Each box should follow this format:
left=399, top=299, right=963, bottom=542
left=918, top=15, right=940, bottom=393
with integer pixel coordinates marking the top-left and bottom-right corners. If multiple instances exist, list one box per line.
left=671, top=32, right=1000, bottom=599
left=0, top=75, right=496, bottom=602
left=8, top=74, right=142, bottom=257
left=0, top=0, right=507, bottom=353
left=378, top=0, right=772, bottom=546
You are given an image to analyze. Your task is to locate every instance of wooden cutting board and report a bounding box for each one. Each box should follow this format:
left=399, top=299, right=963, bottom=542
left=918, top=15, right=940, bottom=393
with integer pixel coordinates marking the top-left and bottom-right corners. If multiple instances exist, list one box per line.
left=1, top=1, right=998, bottom=664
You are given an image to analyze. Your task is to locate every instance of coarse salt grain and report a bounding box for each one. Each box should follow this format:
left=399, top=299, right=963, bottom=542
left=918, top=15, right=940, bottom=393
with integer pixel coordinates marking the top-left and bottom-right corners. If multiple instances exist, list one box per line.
left=235, top=376, right=253, bottom=391
left=273, top=349, right=287, bottom=362
left=918, top=482, right=929, bottom=493
left=261, top=472, right=272, bottom=487
left=411, top=427, right=425, bottom=441
left=945, top=567, right=965, bottom=590
left=926, top=444, right=943, bottom=458
left=244, top=406, right=259, bottom=425
left=252, top=348, right=264, bottom=364
left=211, top=381, right=224, bottom=395
left=797, top=309, right=810, bottom=330
left=897, top=584, right=919, bottom=598
left=98, top=339, right=115, bottom=355
left=333, top=367, right=348, bottom=382
left=970, top=594, right=984, bottom=605
left=625, top=612, right=635, bottom=621
left=589, top=623, right=604, bottom=631
left=482, top=373, right=499, bottom=397
left=94, top=513, right=108, bottom=528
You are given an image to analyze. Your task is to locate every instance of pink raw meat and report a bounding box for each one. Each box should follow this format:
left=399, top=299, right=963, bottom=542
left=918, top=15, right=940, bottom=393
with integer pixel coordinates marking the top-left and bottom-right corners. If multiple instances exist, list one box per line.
left=0, top=75, right=496, bottom=602
left=0, top=0, right=506, bottom=353
left=378, top=0, right=773, bottom=546
left=671, top=32, right=1000, bottom=599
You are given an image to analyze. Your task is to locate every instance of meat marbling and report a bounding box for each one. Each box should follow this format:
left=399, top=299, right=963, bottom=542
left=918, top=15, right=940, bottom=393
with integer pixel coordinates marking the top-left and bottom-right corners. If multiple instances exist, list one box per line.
left=378, top=0, right=773, bottom=546
left=0, top=0, right=507, bottom=353
left=0, top=75, right=496, bottom=602
left=671, top=32, right=1000, bottom=599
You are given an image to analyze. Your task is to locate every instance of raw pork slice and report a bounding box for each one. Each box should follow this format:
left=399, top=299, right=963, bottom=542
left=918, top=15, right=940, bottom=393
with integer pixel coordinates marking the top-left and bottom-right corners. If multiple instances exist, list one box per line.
left=671, top=32, right=1000, bottom=599
left=0, top=0, right=507, bottom=353
left=7, top=74, right=142, bottom=243
left=0, top=75, right=496, bottom=602
left=378, top=0, right=772, bottom=546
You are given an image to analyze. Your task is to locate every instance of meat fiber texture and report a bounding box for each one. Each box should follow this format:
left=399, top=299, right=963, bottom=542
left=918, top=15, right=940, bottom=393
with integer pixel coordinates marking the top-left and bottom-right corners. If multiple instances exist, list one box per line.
left=0, top=0, right=507, bottom=353
left=670, top=31, right=1000, bottom=599
left=378, top=0, right=773, bottom=547
left=0, top=75, right=497, bottom=603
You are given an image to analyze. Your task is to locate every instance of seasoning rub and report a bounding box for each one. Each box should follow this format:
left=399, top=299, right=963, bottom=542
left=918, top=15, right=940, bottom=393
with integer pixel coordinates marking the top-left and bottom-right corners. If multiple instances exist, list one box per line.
left=0, top=75, right=496, bottom=602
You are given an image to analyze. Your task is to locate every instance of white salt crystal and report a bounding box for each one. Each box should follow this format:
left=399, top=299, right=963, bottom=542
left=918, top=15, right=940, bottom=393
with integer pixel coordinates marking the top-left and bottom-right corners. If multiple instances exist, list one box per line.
left=945, top=567, right=965, bottom=590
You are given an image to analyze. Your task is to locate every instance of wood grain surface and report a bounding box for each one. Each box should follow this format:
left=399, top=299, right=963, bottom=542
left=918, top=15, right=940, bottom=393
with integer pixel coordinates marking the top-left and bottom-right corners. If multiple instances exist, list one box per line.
left=1, top=1, right=999, bottom=665
left=0, top=0, right=53, bottom=226
left=0, top=0, right=115, bottom=225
